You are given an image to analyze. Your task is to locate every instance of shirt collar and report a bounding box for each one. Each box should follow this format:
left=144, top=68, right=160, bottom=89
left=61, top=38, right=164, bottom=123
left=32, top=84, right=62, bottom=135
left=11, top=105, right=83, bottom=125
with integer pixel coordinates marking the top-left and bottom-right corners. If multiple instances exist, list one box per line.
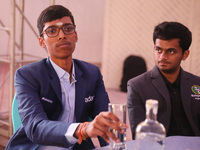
left=160, top=69, right=181, bottom=87
left=49, top=58, right=76, bottom=81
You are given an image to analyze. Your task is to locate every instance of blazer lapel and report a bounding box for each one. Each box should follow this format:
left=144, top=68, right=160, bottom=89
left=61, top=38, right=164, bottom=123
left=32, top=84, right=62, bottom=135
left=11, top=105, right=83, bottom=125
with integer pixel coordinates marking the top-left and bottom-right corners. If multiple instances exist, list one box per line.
left=74, top=61, right=87, bottom=122
left=46, top=58, right=62, bottom=101
left=151, top=66, right=171, bottom=103
left=151, top=66, right=171, bottom=129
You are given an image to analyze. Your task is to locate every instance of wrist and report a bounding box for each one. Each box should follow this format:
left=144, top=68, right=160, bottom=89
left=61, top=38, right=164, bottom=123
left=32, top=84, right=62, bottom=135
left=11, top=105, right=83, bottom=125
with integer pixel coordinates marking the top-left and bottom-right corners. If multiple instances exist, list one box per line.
left=82, top=122, right=89, bottom=138
left=78, top=122, right=89, bottom=144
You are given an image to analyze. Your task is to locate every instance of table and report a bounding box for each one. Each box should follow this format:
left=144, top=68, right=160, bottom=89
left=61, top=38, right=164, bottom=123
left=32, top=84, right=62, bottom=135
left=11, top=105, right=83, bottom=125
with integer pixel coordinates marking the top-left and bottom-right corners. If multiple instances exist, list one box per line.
left=94, top=136, right=200, bottom=150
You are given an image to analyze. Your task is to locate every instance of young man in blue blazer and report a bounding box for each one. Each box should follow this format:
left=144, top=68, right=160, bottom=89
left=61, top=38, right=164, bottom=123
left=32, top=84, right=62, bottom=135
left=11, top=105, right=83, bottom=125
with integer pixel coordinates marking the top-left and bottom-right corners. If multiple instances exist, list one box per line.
left=6, top=5, right=127, bottom=150
left=127, top=21, right=200, bottom=140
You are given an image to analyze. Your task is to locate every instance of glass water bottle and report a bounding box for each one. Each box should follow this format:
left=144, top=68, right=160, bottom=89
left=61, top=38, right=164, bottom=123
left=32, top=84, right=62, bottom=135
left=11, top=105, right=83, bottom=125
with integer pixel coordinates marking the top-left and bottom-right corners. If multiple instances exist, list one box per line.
left=134, top=99, right=166, bottom=150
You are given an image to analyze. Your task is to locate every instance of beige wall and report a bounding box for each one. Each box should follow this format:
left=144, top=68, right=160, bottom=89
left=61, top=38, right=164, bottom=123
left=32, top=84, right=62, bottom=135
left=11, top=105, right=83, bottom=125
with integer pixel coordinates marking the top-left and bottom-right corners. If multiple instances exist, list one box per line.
left=1, top=0, right=200, bottom=92
left=102, top=0, right=200, bottom=89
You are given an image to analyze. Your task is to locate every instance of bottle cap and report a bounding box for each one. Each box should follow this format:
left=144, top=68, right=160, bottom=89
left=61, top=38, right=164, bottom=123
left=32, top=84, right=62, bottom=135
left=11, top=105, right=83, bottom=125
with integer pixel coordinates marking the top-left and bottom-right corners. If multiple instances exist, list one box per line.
left=146, top=99, right=158, bottom=115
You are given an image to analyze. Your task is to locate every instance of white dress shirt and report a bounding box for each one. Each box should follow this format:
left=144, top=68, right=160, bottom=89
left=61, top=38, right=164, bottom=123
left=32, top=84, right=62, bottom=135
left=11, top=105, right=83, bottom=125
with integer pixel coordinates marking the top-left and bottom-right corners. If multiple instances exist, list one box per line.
left=37, top=59, right=79, bottom=150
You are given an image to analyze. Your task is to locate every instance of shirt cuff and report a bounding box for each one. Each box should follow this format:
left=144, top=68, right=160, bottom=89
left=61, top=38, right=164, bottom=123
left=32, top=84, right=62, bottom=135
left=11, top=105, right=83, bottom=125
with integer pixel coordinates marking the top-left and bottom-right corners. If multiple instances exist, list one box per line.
left=65, top=123, right=80, bottom=144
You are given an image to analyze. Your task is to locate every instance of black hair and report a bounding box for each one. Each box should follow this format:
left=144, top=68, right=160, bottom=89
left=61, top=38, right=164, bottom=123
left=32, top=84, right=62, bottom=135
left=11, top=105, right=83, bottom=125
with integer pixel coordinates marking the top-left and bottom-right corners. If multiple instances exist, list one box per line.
left=153, top=21, right=192, bottom=52
left=37, top=5, right=75, bottom=37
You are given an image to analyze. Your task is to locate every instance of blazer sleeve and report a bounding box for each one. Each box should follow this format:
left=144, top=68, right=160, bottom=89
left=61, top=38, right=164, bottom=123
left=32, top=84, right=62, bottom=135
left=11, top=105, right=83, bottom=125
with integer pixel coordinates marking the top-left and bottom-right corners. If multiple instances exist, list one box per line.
left=14, top=66, right=72, bottom=148
left=127, top=79, right=146, bottom=140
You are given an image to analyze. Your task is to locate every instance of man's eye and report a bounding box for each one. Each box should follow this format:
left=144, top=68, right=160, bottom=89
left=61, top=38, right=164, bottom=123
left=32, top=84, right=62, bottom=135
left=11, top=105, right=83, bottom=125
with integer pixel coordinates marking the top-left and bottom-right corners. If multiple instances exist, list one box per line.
left=47, top=28, right=57, bottom=34
left=156, top=48, right=161, bottom=52
left=64, top=27, right=73, bottom=32
left=168, top=50, right=175, bottom=54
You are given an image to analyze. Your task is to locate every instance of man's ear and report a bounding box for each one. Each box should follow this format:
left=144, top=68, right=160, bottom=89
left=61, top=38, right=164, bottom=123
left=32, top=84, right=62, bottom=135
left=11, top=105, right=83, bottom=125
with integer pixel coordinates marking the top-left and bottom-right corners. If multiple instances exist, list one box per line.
left=75, top=31, right=78, bottom=42
left=39, top=37, right=46, bottom=48
left=182, top=50, right=190, bottom=60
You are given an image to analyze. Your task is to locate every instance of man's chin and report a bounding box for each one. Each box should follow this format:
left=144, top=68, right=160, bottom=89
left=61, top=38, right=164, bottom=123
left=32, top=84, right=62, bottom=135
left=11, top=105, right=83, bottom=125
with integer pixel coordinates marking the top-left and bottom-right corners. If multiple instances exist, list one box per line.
left=159, top=68, right=175, bottom=74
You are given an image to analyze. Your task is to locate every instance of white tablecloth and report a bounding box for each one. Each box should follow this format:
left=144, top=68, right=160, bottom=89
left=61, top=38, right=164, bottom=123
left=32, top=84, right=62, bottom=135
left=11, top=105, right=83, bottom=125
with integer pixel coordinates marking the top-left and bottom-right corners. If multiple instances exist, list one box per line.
left=94, top=136, right=200, bottom=150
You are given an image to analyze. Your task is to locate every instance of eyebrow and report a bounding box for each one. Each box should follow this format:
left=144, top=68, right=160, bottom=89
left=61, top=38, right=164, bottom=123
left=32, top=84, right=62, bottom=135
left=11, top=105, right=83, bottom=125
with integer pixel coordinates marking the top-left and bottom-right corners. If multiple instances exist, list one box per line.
left=44, top=23, right=74, bottom=31
left=155, top=46, right=176, bottom=51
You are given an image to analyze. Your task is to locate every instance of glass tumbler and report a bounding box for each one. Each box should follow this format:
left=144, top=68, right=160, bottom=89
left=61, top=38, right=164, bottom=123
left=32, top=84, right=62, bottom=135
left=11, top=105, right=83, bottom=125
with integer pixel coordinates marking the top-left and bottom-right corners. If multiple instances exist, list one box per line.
left=108, top=103, right=127, bottom=150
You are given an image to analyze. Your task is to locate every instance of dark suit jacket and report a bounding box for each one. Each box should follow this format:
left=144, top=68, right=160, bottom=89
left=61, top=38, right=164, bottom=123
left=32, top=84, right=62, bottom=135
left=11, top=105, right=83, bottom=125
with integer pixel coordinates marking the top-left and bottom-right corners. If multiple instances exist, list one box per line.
left=127, top=66, right=200, bottom=139
left=6, top=58, right=109, bottom=150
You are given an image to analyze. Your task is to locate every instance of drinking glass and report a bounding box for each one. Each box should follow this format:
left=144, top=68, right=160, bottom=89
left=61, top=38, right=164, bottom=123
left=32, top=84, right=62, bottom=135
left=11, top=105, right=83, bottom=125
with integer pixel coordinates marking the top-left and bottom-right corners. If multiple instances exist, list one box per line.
left=108, top=103, right=127, bottom=150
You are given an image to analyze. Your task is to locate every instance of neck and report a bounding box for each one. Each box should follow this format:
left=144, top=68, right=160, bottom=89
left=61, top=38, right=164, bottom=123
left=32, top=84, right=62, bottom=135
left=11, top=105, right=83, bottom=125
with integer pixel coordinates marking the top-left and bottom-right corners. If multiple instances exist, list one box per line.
left=51, top=57, right=73, bottom=74
left=160, top=68, right=180, bottom=83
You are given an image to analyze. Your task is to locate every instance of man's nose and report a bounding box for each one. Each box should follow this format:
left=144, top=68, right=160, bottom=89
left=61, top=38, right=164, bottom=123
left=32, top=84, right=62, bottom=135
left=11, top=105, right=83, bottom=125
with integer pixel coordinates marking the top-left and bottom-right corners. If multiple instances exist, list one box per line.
left=58, top=29, right=66, bottom=39
left=160, top=51, right=168, bottom=59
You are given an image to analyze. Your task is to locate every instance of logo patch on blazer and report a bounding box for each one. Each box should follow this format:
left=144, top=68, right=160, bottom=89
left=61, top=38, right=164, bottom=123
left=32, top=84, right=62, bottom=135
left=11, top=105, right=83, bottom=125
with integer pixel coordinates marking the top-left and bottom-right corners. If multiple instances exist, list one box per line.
left=85, top=96, right=94, bottom=103
left=191, top=85, right=200, bottom=95
left=41, top=97, right=53, bottom=103
left=191, top=85, right=200, bottom=100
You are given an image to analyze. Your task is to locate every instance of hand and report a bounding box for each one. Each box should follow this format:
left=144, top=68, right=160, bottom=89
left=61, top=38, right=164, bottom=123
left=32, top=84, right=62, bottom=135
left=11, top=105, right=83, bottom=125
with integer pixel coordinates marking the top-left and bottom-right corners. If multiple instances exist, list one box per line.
left=84, top=111, right=128, bottom=143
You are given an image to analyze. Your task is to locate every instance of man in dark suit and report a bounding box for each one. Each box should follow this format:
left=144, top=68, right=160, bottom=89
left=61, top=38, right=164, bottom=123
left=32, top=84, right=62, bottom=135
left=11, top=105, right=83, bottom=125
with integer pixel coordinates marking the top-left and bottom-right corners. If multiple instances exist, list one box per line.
left=6, top=5, right=126, bottom=150
left=127, top=21, right=200, bottom=139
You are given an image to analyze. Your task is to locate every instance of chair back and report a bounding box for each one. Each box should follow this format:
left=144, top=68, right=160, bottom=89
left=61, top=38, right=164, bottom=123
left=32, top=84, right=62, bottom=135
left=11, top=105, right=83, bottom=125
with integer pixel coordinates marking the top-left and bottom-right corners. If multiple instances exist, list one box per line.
left=120, top=55, right=147, bottom=92
left=12, top=94, right=22, bottom=133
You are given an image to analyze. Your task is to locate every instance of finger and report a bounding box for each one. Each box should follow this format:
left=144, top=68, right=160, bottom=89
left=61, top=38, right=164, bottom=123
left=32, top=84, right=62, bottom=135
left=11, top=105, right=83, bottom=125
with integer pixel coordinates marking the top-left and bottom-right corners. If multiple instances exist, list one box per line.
left=95, top=112, right=126, bottom=135
left=96, top=112, right=120, bottom=128
left=86, top=122, right=111, bottom=143
left=96, top=129, right=111, bottom=143
left=105, top=112, right=129, bottom=130
left=92, top=118, right=122, bottom=143
left=85, top=121, right=110, bottom=137
left=92, top=123, right=120, bottom=143
left=92, top=112, right=129, bottom=143
left=100, top=112, right=120, bottom=123
left=100, top=116, right=124, bottom=134
left=99, top=112, right=128, bottom=130
left=118, top=121, right=129, bottom=132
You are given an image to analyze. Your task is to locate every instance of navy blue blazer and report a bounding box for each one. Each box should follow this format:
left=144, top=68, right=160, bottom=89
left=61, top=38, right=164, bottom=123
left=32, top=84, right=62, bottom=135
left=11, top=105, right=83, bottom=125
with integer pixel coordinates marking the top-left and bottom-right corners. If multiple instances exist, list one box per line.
left=6, top=58, right=109, bottom=150
left=127, top=66, right=200, bottom=139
